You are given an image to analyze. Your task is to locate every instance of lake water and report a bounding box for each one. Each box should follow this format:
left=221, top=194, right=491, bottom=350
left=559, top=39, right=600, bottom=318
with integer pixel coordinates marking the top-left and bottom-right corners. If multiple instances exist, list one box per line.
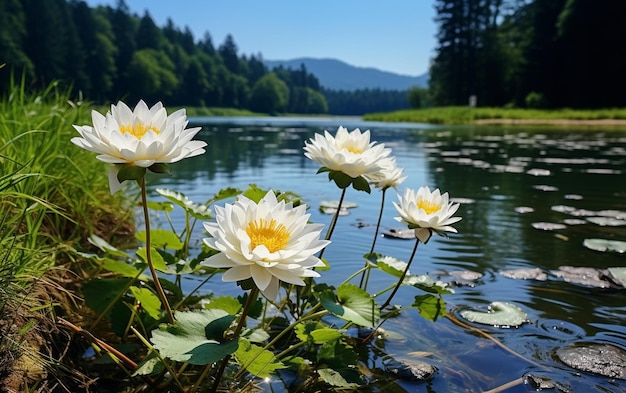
left=148, top=117, right=626, bottom=392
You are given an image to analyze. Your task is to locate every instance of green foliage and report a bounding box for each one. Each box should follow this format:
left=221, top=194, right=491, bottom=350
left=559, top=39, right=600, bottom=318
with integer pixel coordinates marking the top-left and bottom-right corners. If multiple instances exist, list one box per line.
left=249, top=73, right=289, bottom=114
left=151, top=310, right=238, bottom=365
left=365, top=106, right=626, bottom=125
left=234, top=338, right=286, bottom=378
left=320, top=284, right=379, bottom=327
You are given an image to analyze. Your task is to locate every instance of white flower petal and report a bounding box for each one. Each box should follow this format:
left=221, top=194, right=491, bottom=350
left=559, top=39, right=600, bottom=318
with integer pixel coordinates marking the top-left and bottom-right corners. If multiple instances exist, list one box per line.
left=202, top=189, right=330, bottom=300
left=71, top=100, right=207, bottom=193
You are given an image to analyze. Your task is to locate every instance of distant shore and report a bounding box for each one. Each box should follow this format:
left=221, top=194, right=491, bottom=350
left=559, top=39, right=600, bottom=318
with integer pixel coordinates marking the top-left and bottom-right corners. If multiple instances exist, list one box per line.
left=473, top=118, right=626, bottom=126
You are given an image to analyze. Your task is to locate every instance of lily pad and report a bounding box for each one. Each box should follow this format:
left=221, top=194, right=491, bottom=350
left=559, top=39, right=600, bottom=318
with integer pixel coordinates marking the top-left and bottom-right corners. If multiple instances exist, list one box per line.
left=320, top=206, right=350, bottom=215
left=607, top=267, right=626, bottom=287
left=500, top=268, right=548, bottom=281
left=583, top=238, right=626, bottom=253
left=532, top=222, right=567, bottom=231
left=320, top=283, right=379, bottom=327
left=151, top=310, right=238, bottom=365
left=382, top=228, right=415, bottom=240
left=556, top=343, right=626, bottom=380
left=459, top=302, right=528, bottom=327
left=550, top=266, right=612, bottom=288
left=586, top=217, right=626, bottom=226
left=319, top=200, right=358, bottom=209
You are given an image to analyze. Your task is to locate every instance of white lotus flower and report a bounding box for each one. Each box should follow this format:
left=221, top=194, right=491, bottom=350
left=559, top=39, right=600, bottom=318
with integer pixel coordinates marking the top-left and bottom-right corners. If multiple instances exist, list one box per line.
left=202, top=190, right=330, bottom=300
left=393, top=186, right=461, bottom=243
left=71, top=100, right=207, bottom=193
left=364, top=156, right=406, bottom=190
left=303, top=126, right=390, bottom=179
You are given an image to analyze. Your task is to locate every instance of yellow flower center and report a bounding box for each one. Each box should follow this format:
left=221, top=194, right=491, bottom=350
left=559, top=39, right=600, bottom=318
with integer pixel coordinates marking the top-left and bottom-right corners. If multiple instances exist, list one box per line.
left=417, top=199, right=442, bottom=214
left=245, top=219, right=290, bottom=253
left=120, top=122, right=160, bottom=139
left=343, top=144, right=363, bottom=154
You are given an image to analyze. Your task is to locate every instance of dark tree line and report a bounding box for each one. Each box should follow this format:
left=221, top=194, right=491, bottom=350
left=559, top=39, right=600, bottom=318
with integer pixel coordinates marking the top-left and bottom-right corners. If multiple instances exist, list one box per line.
left=323, top=89, right=411, bottom=115
left=429, top=0, right=626, bottom=108
left=0, top=0, right=330, bottom=114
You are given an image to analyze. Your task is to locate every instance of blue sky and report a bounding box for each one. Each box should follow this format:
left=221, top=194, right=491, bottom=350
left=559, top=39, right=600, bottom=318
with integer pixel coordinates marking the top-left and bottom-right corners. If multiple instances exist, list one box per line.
left=84, top=1, right=437, bottom=76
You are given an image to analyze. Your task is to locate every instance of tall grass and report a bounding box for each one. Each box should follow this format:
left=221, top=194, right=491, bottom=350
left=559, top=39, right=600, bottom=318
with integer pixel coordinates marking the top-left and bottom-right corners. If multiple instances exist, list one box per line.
left=0, top=76, right=133, bottom=391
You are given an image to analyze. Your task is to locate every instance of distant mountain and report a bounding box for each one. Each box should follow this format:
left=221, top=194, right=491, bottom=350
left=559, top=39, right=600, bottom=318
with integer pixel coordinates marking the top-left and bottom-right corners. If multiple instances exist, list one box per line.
left=264, top=58, right=428, bottom=91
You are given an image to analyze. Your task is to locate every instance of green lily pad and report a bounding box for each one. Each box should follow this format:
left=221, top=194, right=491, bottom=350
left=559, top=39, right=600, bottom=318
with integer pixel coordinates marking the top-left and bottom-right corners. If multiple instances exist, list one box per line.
left=460, top=302, right=528, bottom=327
left=151, top=310, right=238, bottom=365
left=608, top=267, right=626, bottom=287
left=320, top=283, right=379, bottom=327
left=583, top=238, right=626, bottom=253
left=155, top=188, right=212, bottom=219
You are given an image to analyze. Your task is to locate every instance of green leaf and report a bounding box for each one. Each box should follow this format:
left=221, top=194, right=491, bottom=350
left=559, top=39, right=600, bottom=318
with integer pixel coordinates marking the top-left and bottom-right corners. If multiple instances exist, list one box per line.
left=328, top=171, right=352, bottom=189
left=204, top=314, right=237, bottom=341
left=117, top=164, right=146, bottom=183
left=83, top=278, right=132, bottom=317
left=133, top=352, right=164, bottom=376
left=136, top=247, right=168, bottom=272
left=460, top=302, right=528, bottom=327
left=136, top=229, right=184, bottom=250
left=234, top=338, right=286, bottom=378
left=204, top=296, right=242, bottom=314
left=318, top=368, right=360, bottom=388
left=212, top=187, right=242, bottom=202
left=311, top=329, right=343, bottom=344
left=295, top=321, right=324, bottom=343
left=412, top=294, right=446, bottom=321
left=155, top=188, right=212, bottom=219
left=98, top=257, right=148, bottom=280
left=242, top=184, right=268, bottom=203
left=376, top=256, right=408, bottom=278
left=129, top=286, right=162, bottom=320
left=316, top=166, right=332, bottom=174
left=317, top=339, right=362, bottom=386
left=320, top=283, right=379, bottom=327
left=351, top=175, right=371, bottom=193
left=148, top=163, right=170, bottom=174
left=88, top=234, right=130, bottom=258
left=145, top=201, right=174, bottom=212
left=151, top=310, right=238, bottom=365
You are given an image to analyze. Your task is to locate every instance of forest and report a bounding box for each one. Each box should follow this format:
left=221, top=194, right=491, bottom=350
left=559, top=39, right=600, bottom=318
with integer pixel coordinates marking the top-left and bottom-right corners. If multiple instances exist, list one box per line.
left=0, top=0, right=414, bottom=115
left=429, top=0, right=626, bottom=108
left=1, top=0, right=624, bottom=114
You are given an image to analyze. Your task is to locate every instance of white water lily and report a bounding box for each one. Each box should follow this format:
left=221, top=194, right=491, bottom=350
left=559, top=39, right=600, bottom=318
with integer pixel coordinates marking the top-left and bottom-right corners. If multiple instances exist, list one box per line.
left=364, top=156, right=407, bottom=190
left=393, top=186, right=462, bottom=242
left=303, top=126, right=390, bottom=179
left=202, top=190, right=330, bottom=300
left=71, top=100, right=207, bottom=193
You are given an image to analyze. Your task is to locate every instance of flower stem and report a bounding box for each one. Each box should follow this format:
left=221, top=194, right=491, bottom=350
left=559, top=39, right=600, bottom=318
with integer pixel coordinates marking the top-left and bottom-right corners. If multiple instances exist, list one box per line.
left=379, top=238, right=420, bottom=310
left=209, top=286, right=260, bottom=393
left=140, top=178, right=175, bottom=324
left=359, top=188, right=387, bottom=290
left=318, top=187, right=347, bottom=260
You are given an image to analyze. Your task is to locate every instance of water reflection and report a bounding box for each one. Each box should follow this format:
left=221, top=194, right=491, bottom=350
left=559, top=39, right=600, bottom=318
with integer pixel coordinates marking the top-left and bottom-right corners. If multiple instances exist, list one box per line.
left=150, top=118, right=626, bottom=392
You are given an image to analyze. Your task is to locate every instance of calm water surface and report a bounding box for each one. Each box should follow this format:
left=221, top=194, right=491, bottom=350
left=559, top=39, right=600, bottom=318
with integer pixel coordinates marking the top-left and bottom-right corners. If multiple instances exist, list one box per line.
left=148, top=117, right=626, bottom=392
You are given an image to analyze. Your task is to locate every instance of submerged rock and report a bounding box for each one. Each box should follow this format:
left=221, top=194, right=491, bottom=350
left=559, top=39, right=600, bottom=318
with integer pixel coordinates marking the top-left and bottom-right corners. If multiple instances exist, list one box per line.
left=383, top=357, right=437, bottom=381
left=556, top=343, right=626, bottom=380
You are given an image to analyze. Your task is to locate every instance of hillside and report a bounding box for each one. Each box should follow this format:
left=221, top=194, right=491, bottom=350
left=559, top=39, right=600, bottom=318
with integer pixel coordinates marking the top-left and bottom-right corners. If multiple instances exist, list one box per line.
left=264, top=58, right=428, bottom=91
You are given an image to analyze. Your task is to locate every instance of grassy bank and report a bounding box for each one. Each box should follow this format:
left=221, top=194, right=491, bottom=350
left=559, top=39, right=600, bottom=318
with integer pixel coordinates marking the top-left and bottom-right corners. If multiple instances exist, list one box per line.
left=363, top=106, right=626, bottom=125
left=0, top=80, right=132, bottom=391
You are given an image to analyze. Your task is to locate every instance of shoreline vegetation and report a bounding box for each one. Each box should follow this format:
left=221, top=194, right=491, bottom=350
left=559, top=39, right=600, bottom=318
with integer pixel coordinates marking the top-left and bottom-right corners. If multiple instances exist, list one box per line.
left=177, top=105, right=626, bottom=127
left=363, top=106, right=626, bottom=126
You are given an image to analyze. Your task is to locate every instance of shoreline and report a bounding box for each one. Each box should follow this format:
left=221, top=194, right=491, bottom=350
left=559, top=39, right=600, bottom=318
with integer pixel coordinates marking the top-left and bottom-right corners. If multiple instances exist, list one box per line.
left=473, top=118, right=626, bottom=126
